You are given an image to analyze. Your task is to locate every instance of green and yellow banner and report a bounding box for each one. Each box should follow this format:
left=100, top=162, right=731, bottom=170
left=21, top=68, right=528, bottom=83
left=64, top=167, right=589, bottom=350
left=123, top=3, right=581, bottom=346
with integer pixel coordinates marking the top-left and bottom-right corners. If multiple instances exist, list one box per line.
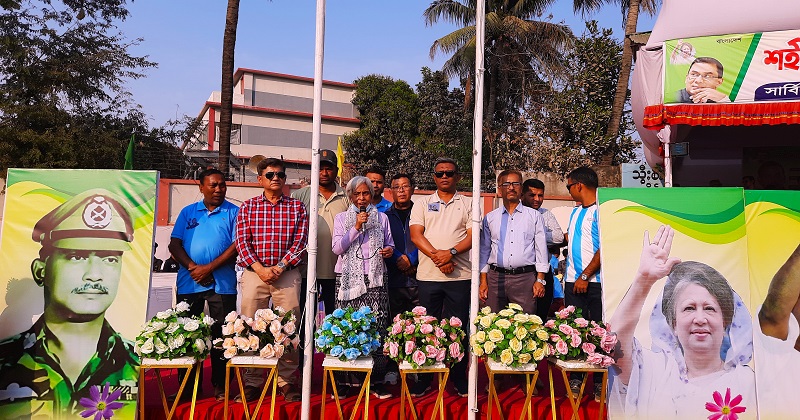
left=0, top=169, right=158, bottom=419
left=664, top=30, right=800, bottom=104
left=599, top=187, right=800, bottom=419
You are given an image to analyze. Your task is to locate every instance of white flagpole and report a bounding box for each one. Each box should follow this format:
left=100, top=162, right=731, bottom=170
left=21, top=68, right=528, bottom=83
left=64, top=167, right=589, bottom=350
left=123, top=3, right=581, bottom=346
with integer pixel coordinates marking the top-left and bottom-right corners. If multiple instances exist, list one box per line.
left=468, top=0, right=486, bottom=419
left=301, top=0, right=325, bottom=418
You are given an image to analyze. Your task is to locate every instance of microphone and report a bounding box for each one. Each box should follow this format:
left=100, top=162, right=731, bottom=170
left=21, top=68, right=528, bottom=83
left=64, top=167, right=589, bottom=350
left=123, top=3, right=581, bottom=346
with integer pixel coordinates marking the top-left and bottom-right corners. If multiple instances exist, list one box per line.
left=359, top=206, right=367, bottom=213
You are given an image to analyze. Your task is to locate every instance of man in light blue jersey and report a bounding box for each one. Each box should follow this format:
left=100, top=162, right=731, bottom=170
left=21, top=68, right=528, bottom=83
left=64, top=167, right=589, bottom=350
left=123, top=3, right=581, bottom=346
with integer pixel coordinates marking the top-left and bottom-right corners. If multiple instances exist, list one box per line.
left=563, top=166, right=603, bottom=399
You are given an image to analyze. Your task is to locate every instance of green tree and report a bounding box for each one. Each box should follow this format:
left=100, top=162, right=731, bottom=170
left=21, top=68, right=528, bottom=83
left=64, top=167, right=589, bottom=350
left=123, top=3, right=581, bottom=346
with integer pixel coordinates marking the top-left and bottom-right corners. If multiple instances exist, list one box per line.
left=415, top=67, right=474, bottom=189
left=526, top=21, right=638, bottom=175
left=424, top=0, right=573, bottom=130
left=572, top=0, right=659, bottom=164
left=342, top=74, right=420, bottom=174
left=0, top=0, right=156, bottom=173
left=343, top=69, right=477, bottom=190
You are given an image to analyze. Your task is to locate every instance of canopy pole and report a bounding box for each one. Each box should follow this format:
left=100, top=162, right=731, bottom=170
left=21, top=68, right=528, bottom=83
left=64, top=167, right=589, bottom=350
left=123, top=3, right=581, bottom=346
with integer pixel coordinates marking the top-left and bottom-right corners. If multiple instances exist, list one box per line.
left=467, top=0, right=486, bottom=418
left=658, top=126, right=673, bottom=187
left=300, top=0, right=325, bottom=418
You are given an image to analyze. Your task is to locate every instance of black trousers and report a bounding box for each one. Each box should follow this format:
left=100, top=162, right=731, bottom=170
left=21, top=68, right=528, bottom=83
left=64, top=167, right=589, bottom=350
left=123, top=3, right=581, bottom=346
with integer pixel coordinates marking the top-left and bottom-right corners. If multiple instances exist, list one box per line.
left=564, top=282, right=603, bottom=323
left=298, top=277, right=335, bottom=372
left=416, top=280, right=470, bottom=388
left=176, top=290, right=237, bottom=388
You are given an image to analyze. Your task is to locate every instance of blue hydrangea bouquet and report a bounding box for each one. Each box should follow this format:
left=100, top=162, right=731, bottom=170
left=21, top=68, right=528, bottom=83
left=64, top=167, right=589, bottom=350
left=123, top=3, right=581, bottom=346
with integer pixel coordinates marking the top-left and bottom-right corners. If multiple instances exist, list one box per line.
left=314, top=306, right=382, bottom=361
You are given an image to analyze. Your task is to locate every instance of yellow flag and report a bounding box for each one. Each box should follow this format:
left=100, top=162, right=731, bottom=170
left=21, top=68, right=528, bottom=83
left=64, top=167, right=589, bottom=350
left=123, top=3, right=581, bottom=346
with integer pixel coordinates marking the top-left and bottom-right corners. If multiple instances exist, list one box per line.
left=336, top=136, right=344, bottom=177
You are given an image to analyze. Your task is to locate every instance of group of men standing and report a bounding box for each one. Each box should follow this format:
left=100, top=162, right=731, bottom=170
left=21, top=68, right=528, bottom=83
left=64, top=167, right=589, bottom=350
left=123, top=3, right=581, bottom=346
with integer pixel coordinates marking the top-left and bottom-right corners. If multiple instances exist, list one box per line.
left=168, top=152, right=604, bottom=402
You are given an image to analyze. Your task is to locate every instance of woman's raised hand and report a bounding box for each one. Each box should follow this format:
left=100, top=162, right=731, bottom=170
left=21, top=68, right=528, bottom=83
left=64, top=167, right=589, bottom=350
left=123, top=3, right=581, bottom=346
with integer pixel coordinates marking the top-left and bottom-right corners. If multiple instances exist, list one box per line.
left=637, top=225, right=682, bottom=286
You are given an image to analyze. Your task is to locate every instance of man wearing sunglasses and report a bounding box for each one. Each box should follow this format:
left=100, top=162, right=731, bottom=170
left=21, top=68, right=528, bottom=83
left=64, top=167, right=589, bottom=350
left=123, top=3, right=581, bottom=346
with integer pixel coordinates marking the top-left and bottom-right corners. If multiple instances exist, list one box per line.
left=674, top=57, right=731, bottom=104
left=235, top=157, right=308, bottom=403
left=479, top=170, right=549, bottom=315
left=409, top=157, right=472, bottom=398
left=563, top=166, right=603, bottom=399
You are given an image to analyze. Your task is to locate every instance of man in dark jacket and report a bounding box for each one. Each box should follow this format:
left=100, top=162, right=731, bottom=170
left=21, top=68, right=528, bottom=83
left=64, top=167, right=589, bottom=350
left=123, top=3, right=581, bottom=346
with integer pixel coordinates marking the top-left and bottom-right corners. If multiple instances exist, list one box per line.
left=385, top=173, right=419, bottom=316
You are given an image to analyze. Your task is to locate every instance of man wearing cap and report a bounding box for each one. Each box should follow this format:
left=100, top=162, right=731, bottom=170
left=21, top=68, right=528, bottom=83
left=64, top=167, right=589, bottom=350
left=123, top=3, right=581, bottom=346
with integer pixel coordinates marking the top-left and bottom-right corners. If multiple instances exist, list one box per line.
left=0, top=189, right=139, bottom=418
left=291, top=149, right=348, bottom=317
left=235, top=157, right=308, bottom=403
left=169, top=168, right=239, bottom=401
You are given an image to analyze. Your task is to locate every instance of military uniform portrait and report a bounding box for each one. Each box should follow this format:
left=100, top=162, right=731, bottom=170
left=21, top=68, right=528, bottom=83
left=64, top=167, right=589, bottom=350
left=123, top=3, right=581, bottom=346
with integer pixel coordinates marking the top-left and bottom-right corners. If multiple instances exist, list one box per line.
left=0, top=170, right=158, bottom=420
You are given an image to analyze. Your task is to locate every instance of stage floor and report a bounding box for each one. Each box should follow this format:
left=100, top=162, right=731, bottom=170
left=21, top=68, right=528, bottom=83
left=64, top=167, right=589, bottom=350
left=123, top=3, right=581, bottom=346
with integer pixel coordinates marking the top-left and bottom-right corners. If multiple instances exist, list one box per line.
left=141, top=354, right=607, bottom=419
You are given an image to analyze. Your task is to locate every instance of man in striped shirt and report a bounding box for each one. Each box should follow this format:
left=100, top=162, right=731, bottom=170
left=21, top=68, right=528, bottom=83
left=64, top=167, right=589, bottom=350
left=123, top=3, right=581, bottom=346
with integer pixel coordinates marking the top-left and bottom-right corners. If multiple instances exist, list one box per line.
left=235, top=157, right=308, bottom=403
left=563, top=166, right=603, bottom=399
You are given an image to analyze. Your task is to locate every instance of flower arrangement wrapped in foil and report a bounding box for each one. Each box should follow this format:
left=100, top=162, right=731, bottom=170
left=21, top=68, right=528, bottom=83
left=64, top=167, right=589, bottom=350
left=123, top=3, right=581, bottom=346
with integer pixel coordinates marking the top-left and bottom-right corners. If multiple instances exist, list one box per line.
left=216, top=307, right=299, bottom=359
left=135, top=301, right=214, bottom=360
left=384, top=306, right=466, bottom=368
left=314, top=306, right=382, bottom=362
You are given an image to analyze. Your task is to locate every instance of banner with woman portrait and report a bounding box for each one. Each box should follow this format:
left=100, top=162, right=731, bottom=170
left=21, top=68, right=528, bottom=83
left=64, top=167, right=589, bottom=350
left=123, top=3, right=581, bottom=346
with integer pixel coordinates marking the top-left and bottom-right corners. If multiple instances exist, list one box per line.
left=598, top=188, right=756, bottom=419
left=0, top=169, right=158, bottom=420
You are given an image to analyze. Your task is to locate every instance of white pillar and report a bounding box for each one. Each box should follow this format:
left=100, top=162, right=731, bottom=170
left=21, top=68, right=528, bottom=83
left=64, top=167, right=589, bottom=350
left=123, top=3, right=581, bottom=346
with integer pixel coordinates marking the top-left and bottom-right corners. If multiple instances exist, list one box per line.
left=300, top=1, right=325, bottom=419
left=467, top=1, right=486, bottom=418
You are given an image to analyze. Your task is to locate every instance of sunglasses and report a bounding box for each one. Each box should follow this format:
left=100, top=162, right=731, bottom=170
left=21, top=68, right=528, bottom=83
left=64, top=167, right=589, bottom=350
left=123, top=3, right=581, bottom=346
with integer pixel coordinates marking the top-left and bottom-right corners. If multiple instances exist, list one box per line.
left=434, top=171, right=457, bottom=178
left=262, top=171, right=287, bottom=180
left=566, top=182, right=579, bottom=191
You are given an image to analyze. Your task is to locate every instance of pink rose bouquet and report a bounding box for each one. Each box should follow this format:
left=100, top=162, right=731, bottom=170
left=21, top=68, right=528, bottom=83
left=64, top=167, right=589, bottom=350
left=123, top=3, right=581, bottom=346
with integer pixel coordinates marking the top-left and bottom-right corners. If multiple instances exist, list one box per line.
left=546, top=306, right=615, bottom=367
left=384, top=306, right=465, bottom=368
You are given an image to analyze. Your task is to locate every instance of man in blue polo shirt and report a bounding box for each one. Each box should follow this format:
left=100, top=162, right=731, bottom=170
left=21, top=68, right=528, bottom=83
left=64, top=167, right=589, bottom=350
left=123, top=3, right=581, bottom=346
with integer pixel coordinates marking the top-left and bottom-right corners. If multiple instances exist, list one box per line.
left=169, top=168, right=239, bottom=400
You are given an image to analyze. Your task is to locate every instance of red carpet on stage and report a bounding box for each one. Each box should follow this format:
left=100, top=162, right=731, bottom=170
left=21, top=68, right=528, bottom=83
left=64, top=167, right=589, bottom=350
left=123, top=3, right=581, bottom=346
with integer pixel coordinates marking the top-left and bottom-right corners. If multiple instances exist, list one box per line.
left=141, top=354, right=607, bottom=419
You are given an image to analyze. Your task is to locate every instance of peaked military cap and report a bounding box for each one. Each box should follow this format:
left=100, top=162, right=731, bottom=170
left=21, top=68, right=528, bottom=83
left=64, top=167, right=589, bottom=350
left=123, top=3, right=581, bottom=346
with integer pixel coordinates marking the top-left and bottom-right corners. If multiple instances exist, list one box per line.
left=32, top=189, right=134, bottom=252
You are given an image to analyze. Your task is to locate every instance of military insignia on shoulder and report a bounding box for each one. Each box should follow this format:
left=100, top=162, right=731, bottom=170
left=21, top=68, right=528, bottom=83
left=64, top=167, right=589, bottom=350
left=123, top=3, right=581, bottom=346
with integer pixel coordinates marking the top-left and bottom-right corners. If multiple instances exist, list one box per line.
left=83, top=196, right=113, bottom=229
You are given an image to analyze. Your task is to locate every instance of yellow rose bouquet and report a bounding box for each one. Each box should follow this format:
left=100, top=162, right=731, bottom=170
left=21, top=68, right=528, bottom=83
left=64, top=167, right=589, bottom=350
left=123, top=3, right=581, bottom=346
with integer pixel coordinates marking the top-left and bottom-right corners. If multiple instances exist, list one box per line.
left=470, top=303, right=550, bottom=367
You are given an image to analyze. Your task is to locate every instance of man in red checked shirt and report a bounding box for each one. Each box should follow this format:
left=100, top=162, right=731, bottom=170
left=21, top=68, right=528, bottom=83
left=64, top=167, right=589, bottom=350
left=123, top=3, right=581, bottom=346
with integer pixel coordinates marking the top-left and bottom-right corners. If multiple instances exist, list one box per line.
left=235, top=157, right=308, bottom=403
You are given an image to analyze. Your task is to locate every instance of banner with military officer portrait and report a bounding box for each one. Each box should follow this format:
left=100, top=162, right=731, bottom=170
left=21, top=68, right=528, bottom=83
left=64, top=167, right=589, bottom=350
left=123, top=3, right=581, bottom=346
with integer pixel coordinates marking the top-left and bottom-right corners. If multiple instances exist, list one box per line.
left=0, top=169, right=158, bottom=419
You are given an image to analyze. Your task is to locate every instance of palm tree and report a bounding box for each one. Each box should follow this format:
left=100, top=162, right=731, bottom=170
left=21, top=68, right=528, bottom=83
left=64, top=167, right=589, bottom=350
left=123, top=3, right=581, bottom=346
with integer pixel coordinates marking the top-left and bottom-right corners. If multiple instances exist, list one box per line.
left=424, top=0, right=573, bottom=130
left=573, top=0, right=660, bottom=164
left=218, top=0, right=240, bottom=178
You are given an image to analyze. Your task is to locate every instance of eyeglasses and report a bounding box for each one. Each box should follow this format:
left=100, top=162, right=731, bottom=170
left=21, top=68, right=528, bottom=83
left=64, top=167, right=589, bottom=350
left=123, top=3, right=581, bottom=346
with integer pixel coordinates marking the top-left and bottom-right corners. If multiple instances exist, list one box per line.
left=686, top=72, right=720, bottom=81
left=262, top=171, right=287, bottom=180
left=499, top=182, right=521, bottom=188
left=434, top=171, right=457, bottom=178
left=391, top=185, right=413, bottom=191
left=566, top=182, right=579, bottom=191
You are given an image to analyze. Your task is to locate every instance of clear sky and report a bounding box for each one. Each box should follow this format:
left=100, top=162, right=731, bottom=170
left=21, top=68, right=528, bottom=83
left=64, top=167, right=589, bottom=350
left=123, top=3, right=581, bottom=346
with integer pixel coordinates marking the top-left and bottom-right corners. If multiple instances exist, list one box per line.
left=119, top=1, right=657, bottom=127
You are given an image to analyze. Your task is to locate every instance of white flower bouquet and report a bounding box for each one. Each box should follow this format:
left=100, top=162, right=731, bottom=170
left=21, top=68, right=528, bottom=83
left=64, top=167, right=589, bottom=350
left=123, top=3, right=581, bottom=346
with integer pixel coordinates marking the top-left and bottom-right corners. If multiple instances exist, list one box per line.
left=216, top=307, right=299, bottom=359
left=470, top=303, right=549, bottom=367
left=544, top=305, right=616, bottom=367
left=135, top=301, right=214, bottom=360
left=384, top=306, right=466, bottom=368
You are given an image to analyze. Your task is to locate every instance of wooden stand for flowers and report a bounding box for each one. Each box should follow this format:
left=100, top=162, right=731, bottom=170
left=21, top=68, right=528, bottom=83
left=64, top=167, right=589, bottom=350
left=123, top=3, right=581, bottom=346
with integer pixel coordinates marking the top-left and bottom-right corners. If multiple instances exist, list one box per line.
left=398, top=361, right=449, bottom=420
left=139, top=356, right=201, bottom=420
left=224, top=355, right=279, bottom=420
left=320, top=356, right=374, bottom=420
left=546, top=358, right=608, bottom=420
left=484, top=359, right=540, bottom=420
